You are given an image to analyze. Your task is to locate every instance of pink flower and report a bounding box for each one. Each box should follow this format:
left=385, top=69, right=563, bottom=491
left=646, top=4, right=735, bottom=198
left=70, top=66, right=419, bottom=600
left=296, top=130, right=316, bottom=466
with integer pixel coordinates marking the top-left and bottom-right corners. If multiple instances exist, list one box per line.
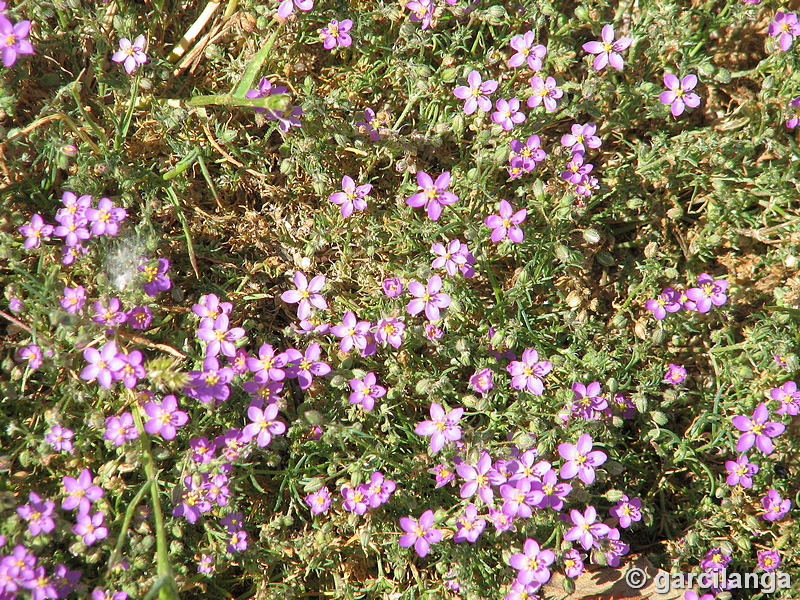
left=507, top=348, right=552, bottom=395
left=320, top=19, right=352, bottom=49
left=768, top=11, right=800, bottom=51
left=415, top=402, right=463, bottom=453
left=143, top=394, right=189, bottom=440
left=305, top=487, right=331, bottom=515
left=469, top=368, right=494, bottom=395
left=348, top=372, right=386, bottom=410
left=453, top=70, right=498, bottom=114
left=280, top=271, right=327, bottom=320
left=582, top=24, right=632, bottom=70
left=111, top=35, right=147, bottom=73
left=382, top=277, right=403, bottom=297
left=0, top=16, right=34, bottom=67
left=407, top=275, right=451, bottom=321
left=398, top=510, right=442, bottom=557
left=659, top=73, right=701, bottom=117
left=509, top=538, right=556, bottom=585
left=19, top=214, right=53, bottom=248
left=491, top=98, right=526, bottom=130
left=405, top=0, right=433, bottom=29
left=330, top=311, right=371, bottom=353
left=406, top=171, right=459, bottom=221
left=508, top=31, right=547, bottom=70
left=558, top=433, right=607, bottom=485
left=731, top=403, right=785, bottom=454
left=242, top=404, right=286, bottom=447
left=485, top=199, right=526, bottom=243
left=527, top=76, right=563, bottom=112
left=786, top=96, right=800, bottom=128
left=329, top=175, right=370, bottom=217
left=285, top=342, right=331, bottom=389
left=564, top=505, right=610, bottom=549
left=277, top=0, right=313, bottom=19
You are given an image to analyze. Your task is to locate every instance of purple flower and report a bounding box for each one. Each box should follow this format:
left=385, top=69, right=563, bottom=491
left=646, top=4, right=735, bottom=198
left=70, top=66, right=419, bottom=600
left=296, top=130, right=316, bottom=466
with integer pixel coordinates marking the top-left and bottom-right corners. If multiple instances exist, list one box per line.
left=561, top=151, right=593, bottom=184
left=659, top=73, right=701, bottom=117
left=488, top=507, right=513, bottom=532
left=561, top=123, right=602, bottom=154
left=772, top=381, right=800, bottom=416
left=341, top=485, right=370, bottom=515
left=140, top=258, right=172, bottom=297
left=329, top=175, right=370, bottom=217
left=73, top=510, right=108, bottom=545
left=453, top=70, right=498, bottom=114
left=562, top=549, right=585, bottom=578
left=277, top=0, right=313, bottom=19
left=398, top=510, right=442, bottom=557
left=85, top=197, right=127, bottom=236
left=469, top=368, right=494, bottom=395
left=60, top=285, right=86, bottom=314
left=81, top=341, right=124, bottom=390
left=598, top=527, right=629, bottom=566
left=454, top=504, right=486, bottom=543
left=527, top=76, right=563, bottom=111
left=92, top=298, right=127, bottom=327
left=407, top=275, right=451, bottom=321
left=645, top=287, right=682, bottom=319
left=363, top=471, right=396, bottom=507
left=197, top=555, right=215, bottom=574
left=52, top=564, right=82, bottom=598
left=491, top=98, right=526, bottom=130
left=725, top=454, right=759, bottom=488
left=564, top=505, right=610, bottom=550
left=104, top=412, right=139, bottom=446
left=500, top=479, right=540, bottom=519
left=244, top=77, right=287, bottom=115
left=609, top=495, right=642, bottom=528
left=534, top=469, right=571, bottom=510
left=190, top=437, right=216, bottom=463
left=19, top=214, right=53, bottom=249
left=508, top=31, right=547, bottom=70
left=19, top=565, right=57, bottom=600
left=320, top=19, right=352, bottom=49
left=92, top=589, right=128, bottom=600
left=430, top=463, right=456, bottom=488
left=431, top=238, right=475, bottom=278
left=507, top=348, right=552, bottom=395
left=243, top=379, right=283, bottom=406
left=485, top=199, right=526, bottom=243
left=768, top=11, right=800, bottom=51
left=406, top=171, right=459, bottom=221
left=685, top=272, right=729, bottom=313
left=45, top=424, right=73, bottom=452
left=760, top=489, right=791, bottom=521
left=700, top=547, right=731, bottom=572
left=382, top=277, right=403, bottom=297
left=192, top=293, right=233, bottom=327
left=112, top=35, right=147, bottom=73
left=569, top=381, right=608, bottom=420
left=172, top=476, right=211, bottom=523
left=374, top=317, right=406, bottom=348
left=582, top=24, right=632, bottom=70
left=9, top=297, right=23, bottom=313
left=196, top=314, right=246, bottom=358
left=53, top=214, right=90, bottom=249
left=114, top=350, right=146, bottom=389
left=226, top=530, right=248, bottom=553
left=424, top=322, right=443, bottom=340
left=786, top=96, right=800, bottom=128
left=509, top=538, right=556, bottom=585
left=663, top=363, right=687, bottom=384
left=185, top=356, right=235, bottom=404
left=247, top=343, right=288, bottom=382
left=356, top=107, right=382, bottom=141
left=16, top=343, right=43, bottom=371
left=16, top=492, right=55, bottom=536
left=285, top=341, right=331, bottom=389
left=0, top=16, right=33, bottom=67
left=306, top=487, right=331, bottom=515
left=144, top=394, right=189, bottom=440
left=348, top=372, right=386, bottom=411
left=731, top=403, right=785, bottom=454
left=281, top=271, right=327, bottom=320
left=509, top=135, right=547, bottom=172
left=457, top=450, right=494, bottom=504
left=56, top=191, right=91, bottom=224
left=558, top=433, right=607, bottom=485
left=415, top=402, right=462, bottom=453
left=243, top=403, right=286, bottom=447
left=757, top=549, right=781, bottom=572
left=406, top=0, right=433, bottom=29
left=127, top=305, right=153, bottom=329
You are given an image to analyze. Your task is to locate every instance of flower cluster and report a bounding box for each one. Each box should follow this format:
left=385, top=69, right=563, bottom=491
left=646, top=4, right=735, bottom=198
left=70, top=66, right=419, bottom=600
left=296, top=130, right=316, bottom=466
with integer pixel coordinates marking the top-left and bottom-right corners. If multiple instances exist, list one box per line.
left=646, top=272, right=729, bottom=319
left=341, top=471, right=396, bottom=515
left=431, top=239, right=476, bottom=277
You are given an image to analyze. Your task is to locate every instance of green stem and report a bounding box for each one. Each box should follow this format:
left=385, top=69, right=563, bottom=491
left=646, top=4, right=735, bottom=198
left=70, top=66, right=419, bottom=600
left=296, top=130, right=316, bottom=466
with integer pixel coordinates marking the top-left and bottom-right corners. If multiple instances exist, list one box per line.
left=233, top=23, right=283, bottom=98
left=70, top=85, right=108, bottom=146
left=161, top=147, right=201, bottom=181
left=107, top=477, right=152, bottom=573
left=222, top=0, right=239, bottom=19
left=132, top=406, right=180, bottom=600
left=115, top=75, right=141, bottom=152
left=184, top=94, right=289, bottom=111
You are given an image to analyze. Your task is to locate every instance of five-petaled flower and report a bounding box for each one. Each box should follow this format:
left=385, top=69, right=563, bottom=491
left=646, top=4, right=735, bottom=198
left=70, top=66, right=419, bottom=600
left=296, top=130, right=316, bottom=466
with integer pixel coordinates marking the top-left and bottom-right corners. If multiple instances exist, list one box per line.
left=527, top=76, right=563, bottom=112
left=144, top=394, right=189, bottom=440
left=453, top=70, right=498, bottom=115
left=768, top=11, right=800, bottom=51
left=320, top=19, right=352, bottom=49
left=659, top=73, right=701, bottom=117
left=582, top=24, right=632, bottom=70
left=731, top=403, right=785, bottom=455
left=281, top=271, right=327, bottom=320
left=407, top=275, right=451, bottom=321
left=509, top=31, right=547, bottom=70
left=0, top=16, right=34, bottom=67
left=558, top=433, right=607, bottom=485
left=485, top=199, right=526, bottom=243
left=507, top=348, right=552, bottom=395
left=415, top=402, right=463, bottom=453
left=398, top=510, right=442, bottom=557
left=491, top=98, right=526, bottom=130
left=509, top=538, right=556, bottom=585
left=111, top=35, right=147, bottom=73
left=329, top=175, right=370, bottom=217
left=406, top=171, right=459, bottom=221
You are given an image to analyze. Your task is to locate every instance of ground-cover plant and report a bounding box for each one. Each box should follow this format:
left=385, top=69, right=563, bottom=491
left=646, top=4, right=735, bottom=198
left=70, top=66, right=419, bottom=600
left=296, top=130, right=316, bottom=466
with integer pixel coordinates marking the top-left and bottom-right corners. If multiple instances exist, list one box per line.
left=1, top=0, right=800, bottom=598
